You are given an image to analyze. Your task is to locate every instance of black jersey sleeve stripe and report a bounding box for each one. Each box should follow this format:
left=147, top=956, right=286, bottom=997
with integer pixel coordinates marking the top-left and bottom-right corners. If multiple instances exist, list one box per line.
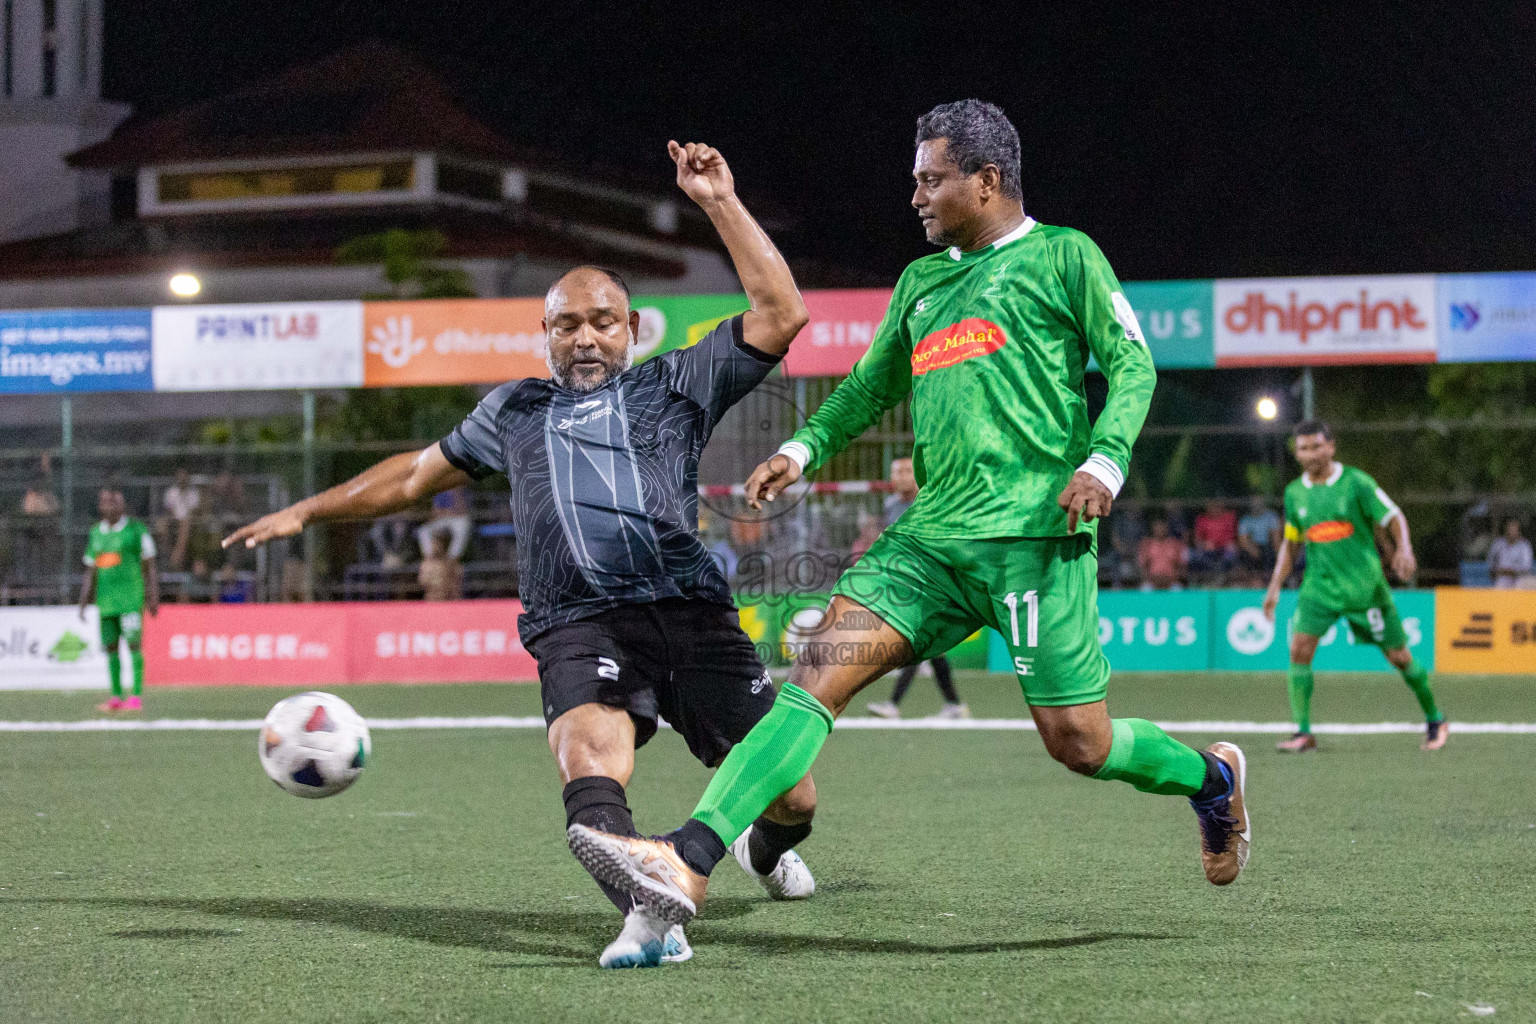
left=728, top=314, right=785, bottom=366
left=439, top=432, right=497, bottom=480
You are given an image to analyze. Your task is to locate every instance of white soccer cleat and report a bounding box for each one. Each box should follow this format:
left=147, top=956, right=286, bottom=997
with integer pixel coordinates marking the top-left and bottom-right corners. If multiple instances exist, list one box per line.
left=934, top=702, right=971, bottom=719
left=730, top=828, right=816, bottom=900
left=598, top=906, right=669, bottom=969
left=660, top=924, right=693, bottom=963
left=866, top=700, right=901, bottom=719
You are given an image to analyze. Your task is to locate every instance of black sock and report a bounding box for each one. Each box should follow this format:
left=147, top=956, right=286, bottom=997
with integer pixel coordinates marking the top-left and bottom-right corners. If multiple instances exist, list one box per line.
left=932, top=656, right=960, bottom=704
left=889, top=663, right=918, bottom=704
left=1191, top=751, right=1233, bottom=805
left=669, top=818, right=728, bottom=877
left=563, top=776, right=639, bottom=915
left=747, top=815, right=813, bottom=875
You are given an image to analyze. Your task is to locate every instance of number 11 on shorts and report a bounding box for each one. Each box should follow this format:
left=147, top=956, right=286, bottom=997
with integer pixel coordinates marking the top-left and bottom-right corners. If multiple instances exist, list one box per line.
left=1002, top=590, right=1039, bottom=648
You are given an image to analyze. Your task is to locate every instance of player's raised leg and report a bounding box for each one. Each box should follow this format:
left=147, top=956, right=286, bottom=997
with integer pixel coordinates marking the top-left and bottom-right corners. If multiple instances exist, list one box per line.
left=569, top=594, right=910, bottom=923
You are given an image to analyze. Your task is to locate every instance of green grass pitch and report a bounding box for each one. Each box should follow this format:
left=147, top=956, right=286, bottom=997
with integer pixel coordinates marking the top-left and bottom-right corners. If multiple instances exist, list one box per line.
left=2, top=671, right=1533, bottom=1022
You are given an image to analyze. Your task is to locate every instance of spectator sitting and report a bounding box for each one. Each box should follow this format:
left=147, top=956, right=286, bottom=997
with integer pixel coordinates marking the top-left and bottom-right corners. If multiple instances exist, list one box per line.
left=1107, top=500, right=1146, bottom=588
left=21, top=474, right=59, bottom=516
left=1137, top=517, right=1189, bottom=590
left=417, top=485, right=471, bottom=561
left=1162, top=499, right=1190, bottom=541
left=162, top=468, right=201, bottom=570
left=1237, top=496, right=1282, bottom=586
left=850, top=509, right=884, bottom=560
left=216, top=562, right=253, bottom=603
left=1488, top=517, right=1533, bottom=589
left=370, top=512, right=412, bottom=569
left=699, top=510, right=739, bottom=579
left=885, top=457, right=919, bottom=523
left=1191, top=499, right=1239, bottom=582
left=418, top=533, right=464, bottom=601
left=207, top=468, right=247, bottom=523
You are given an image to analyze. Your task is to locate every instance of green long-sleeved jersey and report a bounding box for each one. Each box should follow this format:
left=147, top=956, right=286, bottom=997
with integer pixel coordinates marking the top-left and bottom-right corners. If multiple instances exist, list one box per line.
left=786, top=218, right=1156, bottom=539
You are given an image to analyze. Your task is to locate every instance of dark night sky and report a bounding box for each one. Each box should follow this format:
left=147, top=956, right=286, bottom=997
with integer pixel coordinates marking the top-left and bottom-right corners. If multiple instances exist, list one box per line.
left=103, top=3, right=1536, bottom=285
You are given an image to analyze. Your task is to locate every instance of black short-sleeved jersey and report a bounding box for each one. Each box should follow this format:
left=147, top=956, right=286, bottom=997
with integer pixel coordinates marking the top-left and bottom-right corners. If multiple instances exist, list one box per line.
left=439, top=315, right=778, bottom=641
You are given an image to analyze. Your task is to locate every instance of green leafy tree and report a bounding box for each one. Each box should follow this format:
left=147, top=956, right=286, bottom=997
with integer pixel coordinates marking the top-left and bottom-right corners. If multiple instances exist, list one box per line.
left=335, top=228, right=477, bottom=299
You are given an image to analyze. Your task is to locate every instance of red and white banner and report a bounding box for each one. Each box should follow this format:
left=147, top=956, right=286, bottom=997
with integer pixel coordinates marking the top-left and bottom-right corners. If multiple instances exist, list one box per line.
left=145, top=600, right=536, bottom=686
left=782, top=289, right=893, bottom=377
left=1214, top=275, right=1437, bottom=366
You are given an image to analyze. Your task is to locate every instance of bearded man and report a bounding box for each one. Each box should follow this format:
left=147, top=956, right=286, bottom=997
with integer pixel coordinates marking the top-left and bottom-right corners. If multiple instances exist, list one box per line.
left=224, top=141, right=817, bottom=968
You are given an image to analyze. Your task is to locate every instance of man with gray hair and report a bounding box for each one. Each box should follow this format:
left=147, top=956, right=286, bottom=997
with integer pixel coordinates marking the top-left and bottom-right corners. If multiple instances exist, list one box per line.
left=224, top=141, right=817, bottom=969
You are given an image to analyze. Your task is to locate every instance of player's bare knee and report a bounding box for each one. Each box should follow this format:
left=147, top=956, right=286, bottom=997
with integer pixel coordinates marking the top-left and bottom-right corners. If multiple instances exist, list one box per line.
left=1385, top=647, right=1412, bottom=669
left=1044, top=730, right=1110, bottom=776
left=1290, top=636, right=1319, bottom=664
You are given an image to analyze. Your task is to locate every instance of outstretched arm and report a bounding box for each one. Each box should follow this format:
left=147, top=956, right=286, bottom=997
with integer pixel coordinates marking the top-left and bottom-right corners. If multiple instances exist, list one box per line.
left=669, top=141, right=808, bottom=355
left=1386, top=512, right=1416, bottom=582
left=222, top=443, right=469, bottom=550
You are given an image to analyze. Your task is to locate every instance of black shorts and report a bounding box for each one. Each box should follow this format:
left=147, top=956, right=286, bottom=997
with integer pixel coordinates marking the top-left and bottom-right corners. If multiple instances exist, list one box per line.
left=525, top=597, right=775, bottom=767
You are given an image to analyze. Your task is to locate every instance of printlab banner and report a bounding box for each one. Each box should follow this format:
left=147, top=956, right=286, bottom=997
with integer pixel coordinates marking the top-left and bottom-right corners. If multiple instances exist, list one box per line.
left=152, top=301, right=364, bottom=391
left=144, top=600, right=536, bottom=686
left=0, top=606, right=110, bottom=689
left=0, top=308, right=152, bottom=394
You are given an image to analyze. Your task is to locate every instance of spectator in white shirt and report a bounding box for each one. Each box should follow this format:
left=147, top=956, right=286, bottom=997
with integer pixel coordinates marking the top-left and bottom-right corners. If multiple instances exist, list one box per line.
left=161, top=468, right=201, bottom=569
left=1488, top=517, right=1533, bottom=589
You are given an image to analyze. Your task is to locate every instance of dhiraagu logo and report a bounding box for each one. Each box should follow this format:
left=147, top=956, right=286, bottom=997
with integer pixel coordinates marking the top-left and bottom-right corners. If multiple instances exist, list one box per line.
left=1226, top=607, right=1276, bottom=656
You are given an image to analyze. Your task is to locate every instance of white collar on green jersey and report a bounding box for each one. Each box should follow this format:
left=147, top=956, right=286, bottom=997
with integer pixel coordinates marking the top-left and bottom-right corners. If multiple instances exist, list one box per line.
left=947, top=216, right=1038, bottom=260
left=99, top=516, right=129, bottom=532
left=1301, top=462, right=1343, bottom=488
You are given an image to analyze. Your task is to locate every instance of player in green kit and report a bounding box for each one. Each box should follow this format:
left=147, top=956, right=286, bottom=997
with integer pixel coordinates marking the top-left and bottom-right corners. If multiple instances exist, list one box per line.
left=78, top=487, right=159, bottom=712
left=569, top=101, right=1251, bottom=927
left=1262, top=421, right=1447, bottom=752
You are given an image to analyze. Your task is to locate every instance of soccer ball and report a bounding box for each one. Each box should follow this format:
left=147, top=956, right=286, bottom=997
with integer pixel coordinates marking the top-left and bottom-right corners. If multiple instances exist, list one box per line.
left=258, top=691, right=371, bottom=798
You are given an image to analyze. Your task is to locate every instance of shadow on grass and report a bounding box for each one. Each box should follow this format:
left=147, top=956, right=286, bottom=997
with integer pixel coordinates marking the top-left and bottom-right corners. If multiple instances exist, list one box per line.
left=7, top=896, right=1172, bottom=962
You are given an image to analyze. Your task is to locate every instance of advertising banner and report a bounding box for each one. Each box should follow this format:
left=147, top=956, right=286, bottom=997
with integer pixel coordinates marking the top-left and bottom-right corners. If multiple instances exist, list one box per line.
left=346, top=599, right=535, bottom=683
left=1214, top=275, right=1437, bottom=366
left=362, top=299, right=547, bottom=386
left=1120, top=280, right=1215, bottom=368
left=782, top=289, right=894, bottom=377
left=1211, top=589, right=1434, bottom=671
left=632, top=294, right=750, bottom=363
left=1436, top=273, right=1536, bottom=363
left=146, top=603, right=351, bottom=686
left=152, top=301, right=364, bottom=391
left=143, top=600, right=537, bottom=686
left=1434, top=587, right=1536, bottom=675
left=0, top=606, right=110, bottom=689
left=0, top=308, right=152, bottom=394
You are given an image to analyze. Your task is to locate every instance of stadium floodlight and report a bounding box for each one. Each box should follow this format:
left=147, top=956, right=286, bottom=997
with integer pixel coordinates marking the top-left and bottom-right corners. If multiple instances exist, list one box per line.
left=1255, top=396, right=1279, bottom=421
left=168, top=273, right=202, bottom=298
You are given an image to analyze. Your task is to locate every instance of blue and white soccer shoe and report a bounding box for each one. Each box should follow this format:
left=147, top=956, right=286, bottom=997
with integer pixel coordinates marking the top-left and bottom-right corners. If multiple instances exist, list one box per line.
left=599, top=907, right=692, bottom=968
left=729, top=829, right=816, bottom=900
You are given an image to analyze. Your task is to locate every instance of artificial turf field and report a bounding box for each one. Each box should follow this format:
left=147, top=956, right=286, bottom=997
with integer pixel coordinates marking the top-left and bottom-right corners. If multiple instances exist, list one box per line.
left=2, top=671, right=1532, bottom=1023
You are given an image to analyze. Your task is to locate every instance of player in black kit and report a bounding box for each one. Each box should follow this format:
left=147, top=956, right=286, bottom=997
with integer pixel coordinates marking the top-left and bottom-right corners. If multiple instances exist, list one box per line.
left=224, top=141, right=816, bottom=968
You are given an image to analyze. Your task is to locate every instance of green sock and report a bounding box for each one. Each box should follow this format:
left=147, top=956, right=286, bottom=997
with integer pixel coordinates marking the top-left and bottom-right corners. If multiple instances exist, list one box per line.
left=1401, top=659, right=1441, bottom=722
left=130, top=649, right=145, bottom=696
left=106, top=652, right=123, bottom=698
left=1287, top=663, right=1314, bottom=733
left=1090, top=718, right=1208, bottom=796
left=690, top=682, right=834, bottom=846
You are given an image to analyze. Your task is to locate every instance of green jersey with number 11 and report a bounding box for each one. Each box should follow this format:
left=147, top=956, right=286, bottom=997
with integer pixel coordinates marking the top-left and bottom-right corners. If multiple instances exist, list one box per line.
left=784, top=218, right=1155, bottom=539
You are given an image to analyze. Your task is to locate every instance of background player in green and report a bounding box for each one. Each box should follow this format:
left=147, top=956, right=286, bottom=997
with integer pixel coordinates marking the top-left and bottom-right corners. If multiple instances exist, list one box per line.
left=570, top=100, right=1251, bottom=926
left=77, top=486, right=159, bottom=712
left=1263, top=421, right=1447, bottom=752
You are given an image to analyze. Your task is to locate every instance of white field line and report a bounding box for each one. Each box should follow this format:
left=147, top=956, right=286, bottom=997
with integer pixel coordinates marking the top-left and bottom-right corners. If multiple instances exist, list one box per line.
left=0, top=717, right=1532, bottom=734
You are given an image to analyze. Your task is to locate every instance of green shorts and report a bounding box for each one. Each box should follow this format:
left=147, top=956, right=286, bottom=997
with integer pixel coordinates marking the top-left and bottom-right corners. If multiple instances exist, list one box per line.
left=1292, top=582, right=1408, bottom=650
left=834, top=530, right=1109, bottom=707
left=99, top=611, right=143, bottom=651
